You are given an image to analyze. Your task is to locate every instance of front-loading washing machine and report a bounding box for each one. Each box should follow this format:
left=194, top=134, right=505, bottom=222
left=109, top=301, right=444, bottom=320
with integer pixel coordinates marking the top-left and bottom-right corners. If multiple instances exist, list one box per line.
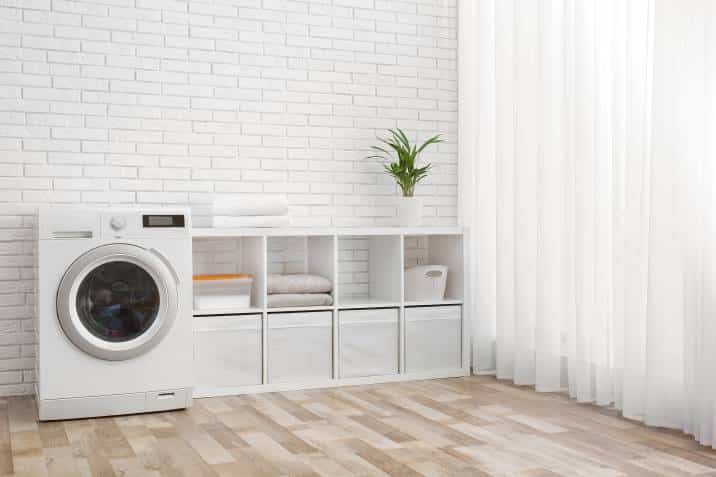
left=36, top=207, right=193, bottom=420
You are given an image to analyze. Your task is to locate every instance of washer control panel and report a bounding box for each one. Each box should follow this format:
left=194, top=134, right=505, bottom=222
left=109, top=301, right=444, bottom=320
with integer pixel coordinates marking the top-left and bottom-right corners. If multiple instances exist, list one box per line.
left=101, top=210, right=190, bottom=238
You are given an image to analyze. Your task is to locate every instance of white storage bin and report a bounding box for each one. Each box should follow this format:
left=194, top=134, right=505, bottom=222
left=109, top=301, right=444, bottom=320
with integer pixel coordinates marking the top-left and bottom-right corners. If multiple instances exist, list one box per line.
left=268, top=311, right=332, bottom=384
left=339, top=308, right=398, bottom=378
left=194, top=315, right=262, bottom=388
left=404, top=265, right=448, bottom=302
left=194, top=294, right=251, bottom=310
left=405, top=305, right=461, bottom=373
left=193, top=274, right=253, bottom=310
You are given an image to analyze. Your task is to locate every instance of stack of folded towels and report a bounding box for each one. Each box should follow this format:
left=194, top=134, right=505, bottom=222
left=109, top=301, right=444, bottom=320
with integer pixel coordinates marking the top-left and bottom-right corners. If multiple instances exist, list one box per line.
left=267, top=274, right=333, bottom=308
left=212, top=195, right=290, bottom=228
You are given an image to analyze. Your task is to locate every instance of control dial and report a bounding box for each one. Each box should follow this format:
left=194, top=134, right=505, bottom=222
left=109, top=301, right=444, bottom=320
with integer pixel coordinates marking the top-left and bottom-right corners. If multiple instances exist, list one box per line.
left=110, top=216, right=126, bottom=231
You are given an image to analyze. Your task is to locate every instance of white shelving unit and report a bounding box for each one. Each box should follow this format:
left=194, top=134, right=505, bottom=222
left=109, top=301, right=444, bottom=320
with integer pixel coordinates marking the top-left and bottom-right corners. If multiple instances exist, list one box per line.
left=191, top=226, right=468, bottom=397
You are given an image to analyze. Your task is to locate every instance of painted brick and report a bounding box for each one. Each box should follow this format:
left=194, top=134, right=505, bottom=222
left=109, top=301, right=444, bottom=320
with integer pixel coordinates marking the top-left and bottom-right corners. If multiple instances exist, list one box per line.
left=0, top=0, right=457, bottom=397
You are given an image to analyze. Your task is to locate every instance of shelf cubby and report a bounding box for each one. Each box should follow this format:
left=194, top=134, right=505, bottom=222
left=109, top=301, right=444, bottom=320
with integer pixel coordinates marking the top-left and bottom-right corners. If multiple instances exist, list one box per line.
left=266, top=235, right=336, bottom=308
left=337, top=235, right=402, bottom=307
left=403, top=234, right=464, bottom=304
left=192, top=235, right=266, bottom=313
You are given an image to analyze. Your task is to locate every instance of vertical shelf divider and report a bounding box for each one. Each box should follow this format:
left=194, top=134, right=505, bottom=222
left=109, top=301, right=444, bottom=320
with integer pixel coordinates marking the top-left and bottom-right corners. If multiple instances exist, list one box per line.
left=399, top=234, right=406, bottom=374
left=261, top=235, right=269, bottom=385
left=332, top=233, right=339, bottom=379
left=460, top=232, right=470, bottom=370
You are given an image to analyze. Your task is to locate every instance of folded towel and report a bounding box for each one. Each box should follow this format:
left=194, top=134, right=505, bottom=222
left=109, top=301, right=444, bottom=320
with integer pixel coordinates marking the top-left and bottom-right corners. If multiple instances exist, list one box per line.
left=213, top=195, right=289, bottom=217
left=268, top=274, right=332, bottom=295
left=267, top=293, right=333, bottom=308
left=213, top=215, right=291, bottom=228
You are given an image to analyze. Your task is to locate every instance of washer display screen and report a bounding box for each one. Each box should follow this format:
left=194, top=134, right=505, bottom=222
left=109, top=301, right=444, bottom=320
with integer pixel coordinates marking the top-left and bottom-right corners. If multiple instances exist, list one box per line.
left=75, top=261, right=160, bottom=342
left=142, top=214, right=185, bottom=228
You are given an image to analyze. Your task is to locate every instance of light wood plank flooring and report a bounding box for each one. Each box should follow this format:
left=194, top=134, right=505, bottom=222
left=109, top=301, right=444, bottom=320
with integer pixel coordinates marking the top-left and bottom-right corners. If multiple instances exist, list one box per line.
left=1, top=376, right=716, bottom=476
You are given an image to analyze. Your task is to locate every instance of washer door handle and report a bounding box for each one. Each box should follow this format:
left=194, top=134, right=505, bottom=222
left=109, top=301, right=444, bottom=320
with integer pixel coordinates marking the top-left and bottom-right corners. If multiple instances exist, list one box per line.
left=149, top=248, right=180, bottom=286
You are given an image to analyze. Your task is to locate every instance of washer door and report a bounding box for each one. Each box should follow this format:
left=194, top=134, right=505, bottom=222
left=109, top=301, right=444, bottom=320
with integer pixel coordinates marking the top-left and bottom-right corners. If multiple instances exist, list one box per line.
left=56, top=243, right=179, bottom=361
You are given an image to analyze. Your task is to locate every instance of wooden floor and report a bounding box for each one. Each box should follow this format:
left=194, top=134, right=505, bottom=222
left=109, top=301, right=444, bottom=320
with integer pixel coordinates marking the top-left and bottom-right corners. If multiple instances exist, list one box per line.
left=1, top=377, right=716, bottom=477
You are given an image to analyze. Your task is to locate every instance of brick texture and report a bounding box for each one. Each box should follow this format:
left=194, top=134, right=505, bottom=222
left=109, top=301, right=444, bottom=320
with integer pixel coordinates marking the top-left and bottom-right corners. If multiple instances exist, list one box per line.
left=0, top=0, right=457, bottom=396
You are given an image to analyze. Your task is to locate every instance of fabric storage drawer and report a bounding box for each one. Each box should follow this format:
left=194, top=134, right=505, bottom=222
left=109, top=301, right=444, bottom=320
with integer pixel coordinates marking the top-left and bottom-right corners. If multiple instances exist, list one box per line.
left=194, top=315, right=262, bottom=388
left=268, top=311, right=332, bottom=384
left=405, top=306, right=461, bottom=373
left=339, top=308, right=399, bottom=378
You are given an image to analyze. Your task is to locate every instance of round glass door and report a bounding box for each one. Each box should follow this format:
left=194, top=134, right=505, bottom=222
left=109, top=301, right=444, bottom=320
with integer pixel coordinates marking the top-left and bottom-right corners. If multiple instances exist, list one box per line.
left=75, top=262, right=160, bottom=342
left=57, top=244, right=179, bottom=361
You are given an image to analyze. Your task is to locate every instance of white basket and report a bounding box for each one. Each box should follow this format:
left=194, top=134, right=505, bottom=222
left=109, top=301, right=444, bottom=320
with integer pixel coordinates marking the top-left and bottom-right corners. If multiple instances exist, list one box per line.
left=194, top=294, right=251, bottom=310
left=193, top=274, right=253, bottom=310
left=404, top=265, right=448, bottom=302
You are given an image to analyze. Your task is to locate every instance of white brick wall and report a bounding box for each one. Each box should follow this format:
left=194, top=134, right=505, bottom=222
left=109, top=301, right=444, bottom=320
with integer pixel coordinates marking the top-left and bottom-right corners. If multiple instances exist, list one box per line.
left=0, top=0, right=457, bottom=396
left=404, top=235, right=429, bottom=267
left=338, top=236, right=371, bottom=297
left=267, top=236, right=310, bottom=275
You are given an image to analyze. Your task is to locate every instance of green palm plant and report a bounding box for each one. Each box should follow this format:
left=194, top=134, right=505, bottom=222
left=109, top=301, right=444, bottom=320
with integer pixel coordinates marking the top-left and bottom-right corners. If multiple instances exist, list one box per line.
left=367, top=128, right=443, bottom=197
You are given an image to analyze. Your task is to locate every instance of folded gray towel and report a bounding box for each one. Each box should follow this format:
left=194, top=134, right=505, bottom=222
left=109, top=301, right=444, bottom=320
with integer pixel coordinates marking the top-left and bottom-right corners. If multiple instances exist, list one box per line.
left=267, top=274, right=332, bottom=295
left=267, top=293, right=334, bottom=308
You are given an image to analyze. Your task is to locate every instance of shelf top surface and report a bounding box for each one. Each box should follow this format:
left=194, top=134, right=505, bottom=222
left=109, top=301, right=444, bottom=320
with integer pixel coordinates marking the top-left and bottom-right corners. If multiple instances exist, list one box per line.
left=192, top=299, right=463, bottom=316
left=192, top=225, right=464, bottom=238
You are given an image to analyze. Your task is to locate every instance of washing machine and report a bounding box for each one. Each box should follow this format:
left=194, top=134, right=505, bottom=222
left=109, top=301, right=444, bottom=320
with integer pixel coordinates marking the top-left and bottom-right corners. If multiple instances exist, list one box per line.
left=36, top=207, right=193, bottom=420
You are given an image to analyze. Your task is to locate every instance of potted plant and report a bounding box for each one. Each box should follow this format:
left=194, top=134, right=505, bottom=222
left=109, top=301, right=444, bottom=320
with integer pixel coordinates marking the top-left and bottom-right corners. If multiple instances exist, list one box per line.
left=368, top=128, right=442, bottom=226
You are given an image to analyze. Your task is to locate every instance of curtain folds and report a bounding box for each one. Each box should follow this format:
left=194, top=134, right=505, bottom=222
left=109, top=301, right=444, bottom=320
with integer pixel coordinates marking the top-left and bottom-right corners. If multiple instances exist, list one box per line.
left=466, top=0, right=716, bottom=445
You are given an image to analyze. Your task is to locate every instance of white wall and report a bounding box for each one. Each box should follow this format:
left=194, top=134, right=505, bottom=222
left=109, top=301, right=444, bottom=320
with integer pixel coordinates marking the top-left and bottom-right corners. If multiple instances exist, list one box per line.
left=0, top=0, right=457, bottom=396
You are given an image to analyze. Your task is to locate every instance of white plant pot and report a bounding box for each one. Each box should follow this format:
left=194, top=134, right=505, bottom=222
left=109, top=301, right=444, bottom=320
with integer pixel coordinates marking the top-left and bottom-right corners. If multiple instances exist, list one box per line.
left=397, top=196, right=423, bottom=226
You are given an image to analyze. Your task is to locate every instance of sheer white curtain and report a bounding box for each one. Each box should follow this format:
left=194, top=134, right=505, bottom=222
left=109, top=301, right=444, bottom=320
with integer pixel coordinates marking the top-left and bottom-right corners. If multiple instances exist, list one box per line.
left=460, top=0, right=716, bottom=444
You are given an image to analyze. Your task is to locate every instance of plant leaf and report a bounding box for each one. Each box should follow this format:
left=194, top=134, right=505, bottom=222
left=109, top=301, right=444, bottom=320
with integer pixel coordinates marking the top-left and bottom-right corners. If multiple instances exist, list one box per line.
left=417, top=134, right=443, bottom=153
left=366, top=128, right=440, bottom=196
